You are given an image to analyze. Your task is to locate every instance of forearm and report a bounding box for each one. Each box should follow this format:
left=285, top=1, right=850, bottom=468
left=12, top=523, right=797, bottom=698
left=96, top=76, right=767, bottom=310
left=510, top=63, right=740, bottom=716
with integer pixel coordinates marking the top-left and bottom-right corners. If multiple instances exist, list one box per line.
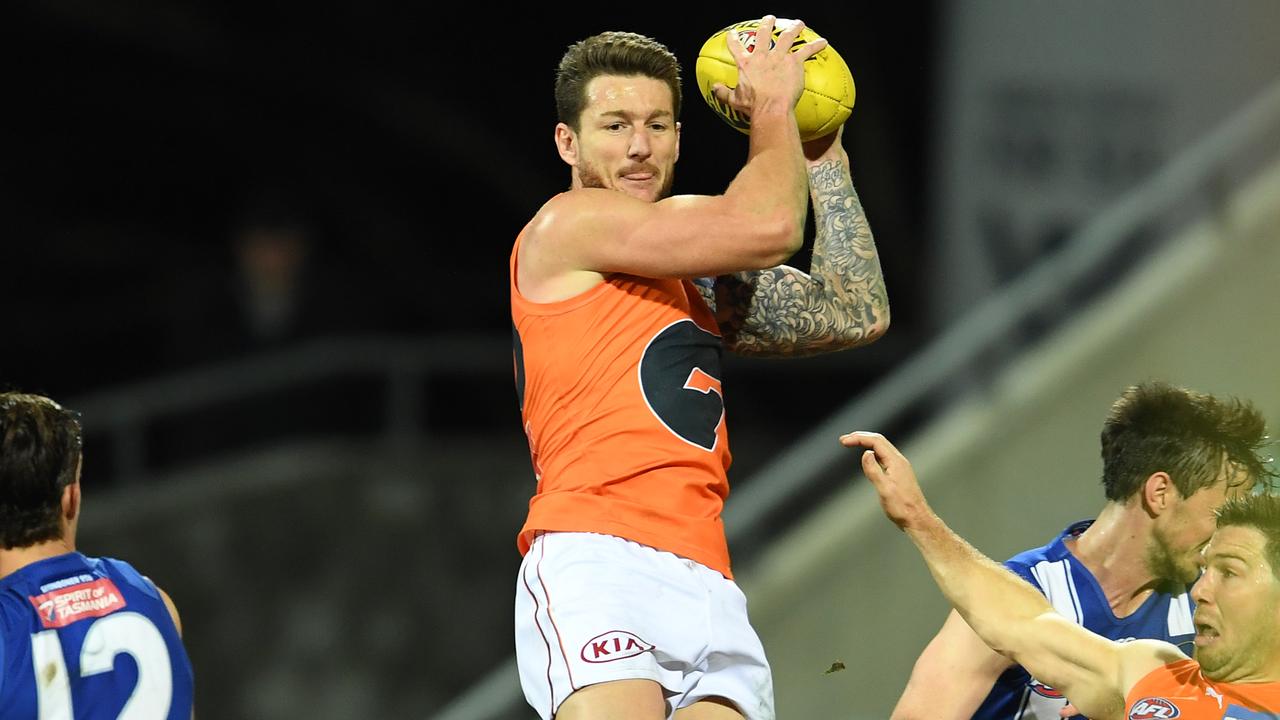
left=726, top=107, right=808, bottom=243
left=710, top=151, right=889, bottom=357
left=904, top=515, right=1054, bottom=661
left=806, top=154, right=889, bottom=344
left=852, top=431, right=1135, bottom=720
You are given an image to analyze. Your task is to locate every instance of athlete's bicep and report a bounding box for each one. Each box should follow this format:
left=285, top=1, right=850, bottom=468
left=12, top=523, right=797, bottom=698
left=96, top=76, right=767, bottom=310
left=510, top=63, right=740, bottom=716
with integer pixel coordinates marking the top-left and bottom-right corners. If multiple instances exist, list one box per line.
left=714, top=265, right=879, bottom=357
left=892, top=609, right=1013, bottom=720
left=1113, top=640, right=1190, bottom=706
left=1025, top=633, right=1186, bottom=719
left=535, top=190, right=800, bottom=279
left=1003, top=612, right=1144, bottom=720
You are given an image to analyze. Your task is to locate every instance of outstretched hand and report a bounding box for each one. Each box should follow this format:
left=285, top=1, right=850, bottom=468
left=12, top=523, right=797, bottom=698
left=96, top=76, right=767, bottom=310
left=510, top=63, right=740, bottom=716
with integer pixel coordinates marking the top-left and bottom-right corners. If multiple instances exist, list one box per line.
left=840, top=431, right=933, bottom=530
left=711, top=15, right=829, bottom=122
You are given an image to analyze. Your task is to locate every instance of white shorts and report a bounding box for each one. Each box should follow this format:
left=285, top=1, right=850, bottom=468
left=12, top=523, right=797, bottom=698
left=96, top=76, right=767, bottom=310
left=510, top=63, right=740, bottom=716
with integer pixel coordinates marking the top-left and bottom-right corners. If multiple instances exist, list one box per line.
left=514, top=531, right=774, bottom=720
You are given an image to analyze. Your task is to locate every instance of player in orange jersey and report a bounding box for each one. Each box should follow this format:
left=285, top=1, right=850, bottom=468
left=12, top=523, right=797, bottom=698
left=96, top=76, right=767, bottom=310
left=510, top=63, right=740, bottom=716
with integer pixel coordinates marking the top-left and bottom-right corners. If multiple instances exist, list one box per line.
left=845, top=430, right=1280, bottom=720
left=511, top=15, right=889, bottom=720
left=893, top=383, right=1272, bottom=720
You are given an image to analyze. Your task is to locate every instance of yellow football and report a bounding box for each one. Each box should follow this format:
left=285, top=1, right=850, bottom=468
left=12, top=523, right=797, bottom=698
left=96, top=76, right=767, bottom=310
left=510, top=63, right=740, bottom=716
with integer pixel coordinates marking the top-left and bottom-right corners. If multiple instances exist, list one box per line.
left=695, top=19, right=855, bottom=142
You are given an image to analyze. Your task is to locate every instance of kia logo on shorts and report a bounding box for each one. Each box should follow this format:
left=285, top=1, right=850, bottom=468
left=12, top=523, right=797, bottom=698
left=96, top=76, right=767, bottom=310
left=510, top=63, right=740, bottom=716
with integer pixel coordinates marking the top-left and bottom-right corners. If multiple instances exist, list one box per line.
left=1129, top=697, right=1181, bottom=719
left=580, top=631, right=656, bottom=663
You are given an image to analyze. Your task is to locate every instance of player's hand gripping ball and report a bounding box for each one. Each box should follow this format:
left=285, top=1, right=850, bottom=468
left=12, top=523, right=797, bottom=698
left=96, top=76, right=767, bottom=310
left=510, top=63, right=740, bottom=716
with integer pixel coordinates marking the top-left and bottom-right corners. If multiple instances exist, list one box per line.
left=695, top=18, right=855, bottom=142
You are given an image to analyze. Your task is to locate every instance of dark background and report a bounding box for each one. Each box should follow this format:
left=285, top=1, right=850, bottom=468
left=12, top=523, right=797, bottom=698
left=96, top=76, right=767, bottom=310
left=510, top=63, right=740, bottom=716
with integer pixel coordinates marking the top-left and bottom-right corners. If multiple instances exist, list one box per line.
left=4, top=3, right=938, bottom=716
left=6, top=1, right=934, bottom=399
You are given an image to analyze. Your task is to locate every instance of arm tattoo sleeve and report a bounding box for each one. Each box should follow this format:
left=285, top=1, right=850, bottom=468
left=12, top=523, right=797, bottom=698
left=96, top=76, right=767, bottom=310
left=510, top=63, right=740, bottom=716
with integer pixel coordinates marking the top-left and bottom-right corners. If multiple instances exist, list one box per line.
left=714, top=157, right=890, bottom=358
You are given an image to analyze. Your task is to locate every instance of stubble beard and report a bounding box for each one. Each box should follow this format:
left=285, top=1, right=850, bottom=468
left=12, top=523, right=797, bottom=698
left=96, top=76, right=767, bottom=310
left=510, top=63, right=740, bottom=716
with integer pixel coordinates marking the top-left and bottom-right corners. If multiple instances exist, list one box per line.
left=1145, top=532, right=1200, bottom=589
left=1196, top=641, right=1229, bottom=676
left=577, top=161, right=673, bottom=201
left=578, top=162, right=608, bottom=191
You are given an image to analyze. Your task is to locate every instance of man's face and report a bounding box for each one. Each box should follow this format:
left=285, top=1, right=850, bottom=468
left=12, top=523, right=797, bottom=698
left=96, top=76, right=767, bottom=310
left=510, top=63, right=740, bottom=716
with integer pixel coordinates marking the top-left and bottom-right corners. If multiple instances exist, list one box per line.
left=1147, top=467, right=1252, bottom=586
left=561, top=74, right=679, bottom=203
left=1191, top=525, right=1280, bottom=681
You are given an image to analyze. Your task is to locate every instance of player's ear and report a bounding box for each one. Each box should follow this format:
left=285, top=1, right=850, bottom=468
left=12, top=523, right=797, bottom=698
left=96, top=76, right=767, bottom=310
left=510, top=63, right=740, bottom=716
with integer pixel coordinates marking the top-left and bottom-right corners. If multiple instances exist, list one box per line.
left=62, top=481, right=81, bottom=523
left=1142, top=471, right=1174, bottom=517
left=555, top=122, right=578, bottom=166
left=674, top=121, right=681, bottom=163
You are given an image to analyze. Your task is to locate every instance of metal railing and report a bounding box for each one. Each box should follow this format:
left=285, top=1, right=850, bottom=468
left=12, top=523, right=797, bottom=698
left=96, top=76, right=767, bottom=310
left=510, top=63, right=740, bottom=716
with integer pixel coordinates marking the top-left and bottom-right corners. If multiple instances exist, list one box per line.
left=432, top=75, right=1280, bottom=720
left=70, top=334, right=511, bottom=483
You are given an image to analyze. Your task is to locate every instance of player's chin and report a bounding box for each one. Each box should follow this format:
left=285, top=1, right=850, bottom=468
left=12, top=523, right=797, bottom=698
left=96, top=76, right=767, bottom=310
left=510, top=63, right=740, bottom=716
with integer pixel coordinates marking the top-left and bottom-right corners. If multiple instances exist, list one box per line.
left=618, top=182, right=662, bottom=203
left=1193, top=642, right=1227, bottom=673
left=1176, top=560, right=1205, bottom=586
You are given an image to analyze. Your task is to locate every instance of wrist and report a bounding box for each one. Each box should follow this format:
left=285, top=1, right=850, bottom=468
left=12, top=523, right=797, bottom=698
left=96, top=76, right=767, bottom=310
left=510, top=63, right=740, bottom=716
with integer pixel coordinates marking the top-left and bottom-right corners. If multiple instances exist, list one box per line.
left=805, top=149, right=847, bottom=167
left=901, top=505, right=942, bottom=535
left=803, top=137, right=848, bottom=167
left=749, top=100, right=797, bottom=125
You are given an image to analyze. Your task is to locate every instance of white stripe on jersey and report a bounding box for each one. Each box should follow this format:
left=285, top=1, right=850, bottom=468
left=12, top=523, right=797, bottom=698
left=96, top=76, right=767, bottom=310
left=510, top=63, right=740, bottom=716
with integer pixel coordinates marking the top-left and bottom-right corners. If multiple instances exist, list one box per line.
left=1030, top=559, right=1082, bottom=623
left=1016, top=560, right=1081, bottom=720
left=1167, top=591, right=1194, bottom=636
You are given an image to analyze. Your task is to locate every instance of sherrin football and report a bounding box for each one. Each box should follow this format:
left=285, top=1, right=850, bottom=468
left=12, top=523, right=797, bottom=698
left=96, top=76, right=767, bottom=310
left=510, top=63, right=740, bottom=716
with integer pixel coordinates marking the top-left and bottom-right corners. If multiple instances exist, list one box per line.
left=695, top=19, right=855, bottom=142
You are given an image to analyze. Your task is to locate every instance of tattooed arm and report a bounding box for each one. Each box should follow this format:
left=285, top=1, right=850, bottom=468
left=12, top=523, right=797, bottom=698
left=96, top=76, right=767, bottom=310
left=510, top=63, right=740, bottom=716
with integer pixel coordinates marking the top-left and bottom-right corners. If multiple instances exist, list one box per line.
left=695, top=127, right=890, bottom=358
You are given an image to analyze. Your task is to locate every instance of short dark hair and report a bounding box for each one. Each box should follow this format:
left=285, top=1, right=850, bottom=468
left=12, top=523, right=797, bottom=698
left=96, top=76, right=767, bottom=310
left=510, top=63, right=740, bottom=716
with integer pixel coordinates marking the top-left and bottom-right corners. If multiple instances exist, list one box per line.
left=0, top=393, right=82, bottom=549
left=1215, top=493, right=1280, bottom=578
left=1100, top=382, right=1274, bottom=502
left=555, top=31, right=683, bottom=131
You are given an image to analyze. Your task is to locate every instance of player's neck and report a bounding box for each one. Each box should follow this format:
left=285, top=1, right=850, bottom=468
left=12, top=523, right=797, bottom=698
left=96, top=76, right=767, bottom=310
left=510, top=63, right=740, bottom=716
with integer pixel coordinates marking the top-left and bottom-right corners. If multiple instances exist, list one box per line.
left=1064, top=503, right=1159, bottom=616
left=0, top=539, right=76, bottom=581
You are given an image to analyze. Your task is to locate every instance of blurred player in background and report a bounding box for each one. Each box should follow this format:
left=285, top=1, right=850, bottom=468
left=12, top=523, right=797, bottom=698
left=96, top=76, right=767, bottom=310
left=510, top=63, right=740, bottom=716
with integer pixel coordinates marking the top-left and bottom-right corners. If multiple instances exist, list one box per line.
left=510, top=14, right=889, bottom=720
left=847, top=430, right=1280, bottom=720
left=0, top=392, right=194, bottom=718
left=893, top=382, right=1273, bottom=720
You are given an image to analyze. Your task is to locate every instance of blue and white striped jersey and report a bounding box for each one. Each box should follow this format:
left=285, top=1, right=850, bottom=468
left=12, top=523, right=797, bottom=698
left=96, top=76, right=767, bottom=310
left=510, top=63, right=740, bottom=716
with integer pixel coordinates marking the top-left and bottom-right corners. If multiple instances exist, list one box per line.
left=973, top=520, right=1197, bottom=720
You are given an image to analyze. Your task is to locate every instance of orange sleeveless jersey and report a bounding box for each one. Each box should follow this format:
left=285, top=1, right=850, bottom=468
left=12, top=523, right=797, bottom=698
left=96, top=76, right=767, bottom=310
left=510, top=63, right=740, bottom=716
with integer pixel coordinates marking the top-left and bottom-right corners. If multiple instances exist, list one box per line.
left=1124, top=659, right=1280, bottom=718
left=510, top=231, right=735, bottom=577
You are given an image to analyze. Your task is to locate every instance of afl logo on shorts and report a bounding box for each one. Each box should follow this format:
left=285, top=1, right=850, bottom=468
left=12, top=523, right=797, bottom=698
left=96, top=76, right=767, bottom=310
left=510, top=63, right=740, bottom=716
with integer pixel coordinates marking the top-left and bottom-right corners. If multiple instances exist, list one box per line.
left=580, top=630, right=656, bottom=663
left=1129, top=697, right=1181, bottom=719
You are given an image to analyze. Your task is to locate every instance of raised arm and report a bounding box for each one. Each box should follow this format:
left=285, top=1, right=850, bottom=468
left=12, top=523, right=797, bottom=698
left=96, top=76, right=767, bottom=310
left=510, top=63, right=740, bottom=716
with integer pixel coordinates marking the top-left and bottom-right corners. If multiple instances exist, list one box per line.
left=522, top=16, right=826, bottom=296
left=892, top=609, right=1014, bottom=720
left=841, top=432, right=1185, bottom=720
left=699, top=127, right=889, bottom=357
